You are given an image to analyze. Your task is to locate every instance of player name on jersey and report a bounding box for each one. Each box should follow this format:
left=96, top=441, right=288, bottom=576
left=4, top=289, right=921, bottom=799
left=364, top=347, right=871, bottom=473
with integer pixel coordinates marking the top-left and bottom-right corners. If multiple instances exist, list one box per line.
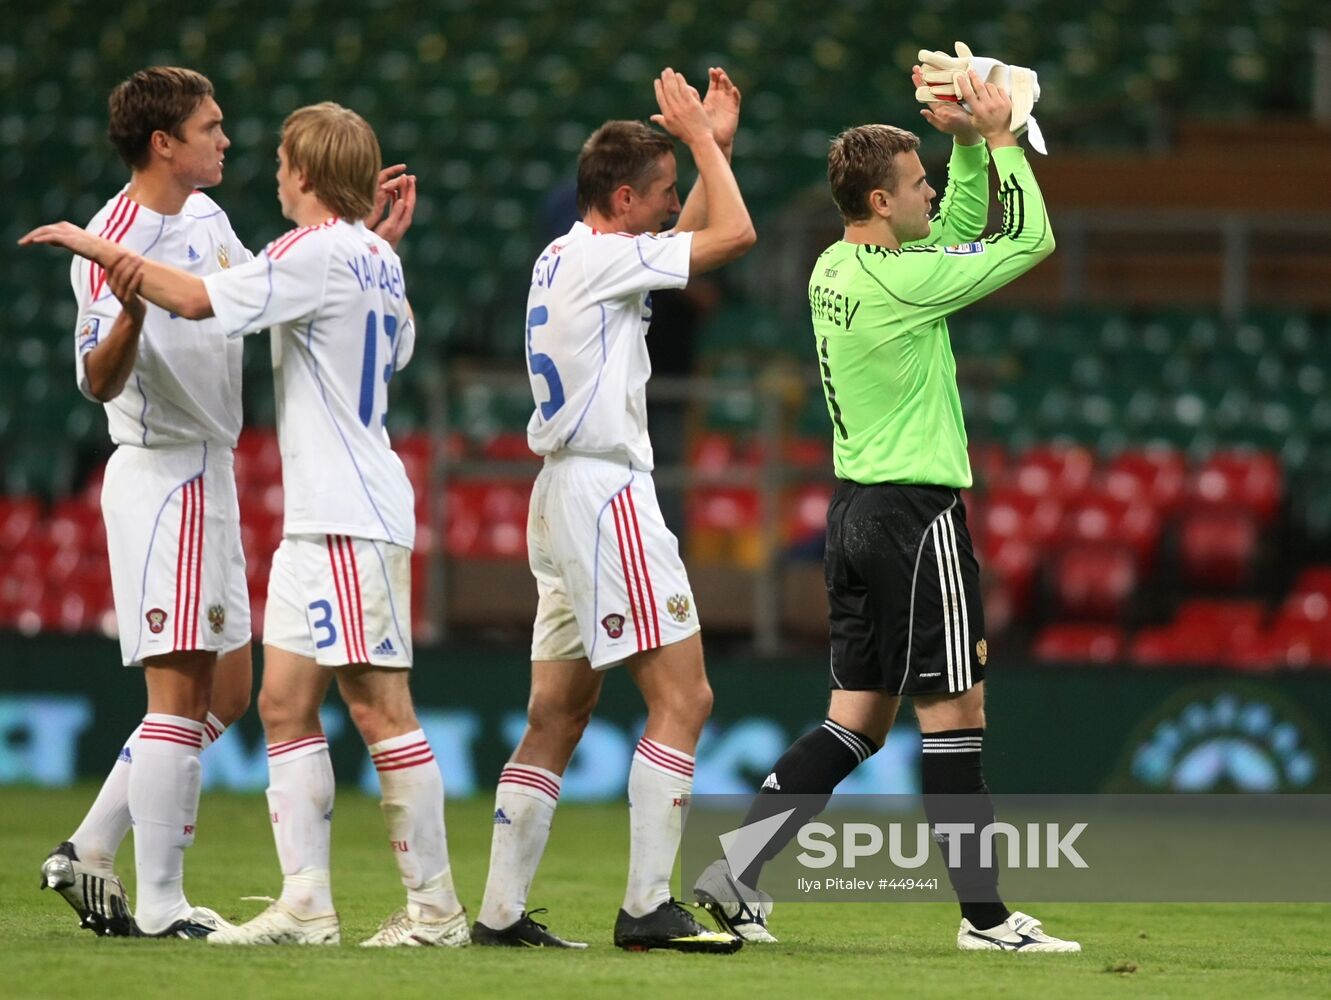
left=808, top=285, right=863, bottom=331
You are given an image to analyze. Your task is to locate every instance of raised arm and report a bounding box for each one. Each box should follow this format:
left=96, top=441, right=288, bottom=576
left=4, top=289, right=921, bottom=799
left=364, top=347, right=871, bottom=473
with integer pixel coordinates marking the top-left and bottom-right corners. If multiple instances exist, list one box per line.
left=21, top=223, right=213, bottom=319
left=671, top=67, right=740, bottom=235
left=651, top=68, right=755, bottom=274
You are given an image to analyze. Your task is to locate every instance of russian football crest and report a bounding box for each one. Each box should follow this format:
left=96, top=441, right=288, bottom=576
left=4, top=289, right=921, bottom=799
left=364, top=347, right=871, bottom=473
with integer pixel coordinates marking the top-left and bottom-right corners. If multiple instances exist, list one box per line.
left=601, top=613, right=626, bottom=639
left=216, top=245, right=230, bottom=269
left=146, top=608, right=167, bottom=634
left=666, top=594, right=692, bottom=623
left=976, top=638, right=988, bottom=666
left=208, top=604, right=226, bottom=634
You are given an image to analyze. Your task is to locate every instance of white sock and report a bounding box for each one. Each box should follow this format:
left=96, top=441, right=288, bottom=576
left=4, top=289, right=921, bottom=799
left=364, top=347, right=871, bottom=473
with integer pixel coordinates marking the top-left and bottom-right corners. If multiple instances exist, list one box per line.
left=71, top=712, right=227, bottom=873
left=476, top=763, right=562, bottom=930
left=623, top=738, right=694, bottom=918
left=128, top=714, right=204, bottom=933
left=265, top=733, right=335, bottom=916
left=369, top=730, right=460, bottom=918
left=68, top=723, right=140, bottom=872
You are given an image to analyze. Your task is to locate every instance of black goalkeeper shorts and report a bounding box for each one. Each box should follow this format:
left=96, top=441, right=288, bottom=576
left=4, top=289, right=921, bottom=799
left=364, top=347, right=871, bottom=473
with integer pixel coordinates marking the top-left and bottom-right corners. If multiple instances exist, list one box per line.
left=824, top=481, right=987, bottom=696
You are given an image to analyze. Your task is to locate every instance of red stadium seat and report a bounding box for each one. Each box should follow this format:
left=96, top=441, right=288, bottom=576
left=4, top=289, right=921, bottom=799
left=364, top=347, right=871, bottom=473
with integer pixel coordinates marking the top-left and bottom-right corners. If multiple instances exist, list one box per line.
left=1103, top=447, right=1187, bottom=514
left=1011, top=444, right=1095, bottom=502
left=234, top=429, right=282, bottom=491
left=1032, top=623, right=1125, bottom=663
left=980, top=487, right=1063, bottom=548
left=1188, top=450, right=1282, bottom=522
left=1050, top=544, right=1138, bottom=619
left=784, top=483, right=832, bottom=547
left=441, top=481, right=531, bottom=559
left=1177, top=507, right=1260, bottom=588
left=1057, top=491, right=1163, bottom=569
left=0, top=496, right=42, bottom=553
left=1290, top=566, right=1331, bottom=600
left=983, top=537, right=1039, bottom=618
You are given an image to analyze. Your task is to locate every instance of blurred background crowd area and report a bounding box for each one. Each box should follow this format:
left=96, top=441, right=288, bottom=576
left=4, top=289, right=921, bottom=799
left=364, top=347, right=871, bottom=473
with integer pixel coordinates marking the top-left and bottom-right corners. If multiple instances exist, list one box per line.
left=3, top=0, right=1331, bottom=671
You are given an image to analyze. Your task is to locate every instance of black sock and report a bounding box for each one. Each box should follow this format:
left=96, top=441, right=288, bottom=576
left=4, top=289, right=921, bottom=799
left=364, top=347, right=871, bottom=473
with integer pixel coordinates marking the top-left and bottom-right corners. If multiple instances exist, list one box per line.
left=737, top=719, right=879, bottom=888
left=921, top=728, right=1010, bottom=930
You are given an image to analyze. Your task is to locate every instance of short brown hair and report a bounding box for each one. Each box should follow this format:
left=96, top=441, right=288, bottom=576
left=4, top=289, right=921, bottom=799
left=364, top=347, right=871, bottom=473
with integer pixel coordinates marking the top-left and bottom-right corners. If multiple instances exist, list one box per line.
left=107, top=67, right=214, bottom=170
left=827, top=125, right=921, bottom=223
left=576, top=120, right=675, bottom=217
left=281, top=102, right=381, bottom=220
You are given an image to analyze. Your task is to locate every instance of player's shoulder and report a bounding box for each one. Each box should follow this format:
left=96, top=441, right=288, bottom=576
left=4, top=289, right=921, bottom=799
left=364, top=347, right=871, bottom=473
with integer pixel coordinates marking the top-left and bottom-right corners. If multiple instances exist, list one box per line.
left=262, top=217, right=340, bottom=261
left=183, top=189, right=230, bottom=222
left=84, top=188, right=137, bottom=233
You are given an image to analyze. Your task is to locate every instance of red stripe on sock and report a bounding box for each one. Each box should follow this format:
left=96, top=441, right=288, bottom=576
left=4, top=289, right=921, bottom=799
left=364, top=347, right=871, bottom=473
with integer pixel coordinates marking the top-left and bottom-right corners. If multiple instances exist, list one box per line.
left=636, top=739, right=694, bottom=777
left=500, top=767, right=561, bottom=800
left=268, top=735, right=328, bottom=758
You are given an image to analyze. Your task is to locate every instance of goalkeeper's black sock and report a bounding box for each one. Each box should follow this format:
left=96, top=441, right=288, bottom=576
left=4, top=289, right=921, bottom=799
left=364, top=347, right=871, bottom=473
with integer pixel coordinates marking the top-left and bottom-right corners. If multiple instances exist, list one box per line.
left=921, top=728, right=1010, bottom=931
left=737, top=720, right=879, bottom=888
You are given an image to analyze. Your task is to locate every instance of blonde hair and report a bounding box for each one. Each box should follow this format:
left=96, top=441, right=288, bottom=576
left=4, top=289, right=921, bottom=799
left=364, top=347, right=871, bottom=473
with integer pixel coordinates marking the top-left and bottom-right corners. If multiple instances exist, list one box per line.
left=827, top=124, right=921, bottom=224
left=280, top=102, right=381, bottom=219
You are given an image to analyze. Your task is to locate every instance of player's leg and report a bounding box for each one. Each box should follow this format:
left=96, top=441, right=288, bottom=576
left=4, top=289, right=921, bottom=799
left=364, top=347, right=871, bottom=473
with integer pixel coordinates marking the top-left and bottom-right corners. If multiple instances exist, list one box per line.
left=475, top=462, right=598, bottom=947
left=127, top=650, right=219, bottom=937
left=473, top=656, right=600, bottom=947
left=909, top=492, right=1078, bottom=953
left=694, top=483, right=892, bottom=941
left=209, top=536, right=340, bottom=946
left=336, top=663, right=468, bottom=948
left=209, top=645, right=339, bottom=946
left=614, top=633, right=738, bottom=953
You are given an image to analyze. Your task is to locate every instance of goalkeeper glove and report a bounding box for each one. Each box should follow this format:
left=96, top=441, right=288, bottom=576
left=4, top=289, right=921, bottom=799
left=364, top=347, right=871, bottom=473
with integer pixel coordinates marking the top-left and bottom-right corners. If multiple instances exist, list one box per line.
left=916, top=41, right=1046, bottom=153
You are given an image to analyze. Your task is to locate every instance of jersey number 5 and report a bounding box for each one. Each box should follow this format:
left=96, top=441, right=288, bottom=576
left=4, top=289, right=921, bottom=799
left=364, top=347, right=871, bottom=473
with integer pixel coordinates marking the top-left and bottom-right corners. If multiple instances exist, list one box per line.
left=525, top=305, right=565, bottom=419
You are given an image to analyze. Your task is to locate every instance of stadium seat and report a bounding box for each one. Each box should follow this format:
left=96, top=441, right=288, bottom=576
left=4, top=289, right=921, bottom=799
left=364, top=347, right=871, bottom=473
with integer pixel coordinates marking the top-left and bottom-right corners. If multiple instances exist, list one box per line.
left=1102, top=446, right=1187, bottom=514
left=1057, top=491, right=1163, bottom=569
left=1010, top=444, right=1096, bottom=501
left=1177, top=507, right=1261, bottom=588
left=1050, top=544, right=1138, bottom=620
left=1032, top=623, right=1125, bottom=663
left=1188, top=450, right=1282, bottom=522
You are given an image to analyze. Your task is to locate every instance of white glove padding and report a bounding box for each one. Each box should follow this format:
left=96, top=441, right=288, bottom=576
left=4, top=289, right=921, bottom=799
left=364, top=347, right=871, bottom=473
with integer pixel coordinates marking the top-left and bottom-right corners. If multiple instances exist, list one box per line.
left=915, top=41, right=1047, bottom=154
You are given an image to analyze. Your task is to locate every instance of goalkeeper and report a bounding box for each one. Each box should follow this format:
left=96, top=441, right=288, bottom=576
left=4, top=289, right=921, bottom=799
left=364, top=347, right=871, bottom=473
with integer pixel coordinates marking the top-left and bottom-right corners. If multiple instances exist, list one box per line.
left=695, top=67, right=1078, bottom=953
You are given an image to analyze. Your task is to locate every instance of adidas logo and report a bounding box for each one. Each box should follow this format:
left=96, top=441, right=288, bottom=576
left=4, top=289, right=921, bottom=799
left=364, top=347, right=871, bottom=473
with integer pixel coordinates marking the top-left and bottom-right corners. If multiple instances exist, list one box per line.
left=117, top=746, right=132, bottom=764
left=493, top=808, right=512, bottom=825
left=372, top=637, right=396, bottom=656
left=187, top=245, right=200, bottom=261
left=761, top=773, right=781, bottom=791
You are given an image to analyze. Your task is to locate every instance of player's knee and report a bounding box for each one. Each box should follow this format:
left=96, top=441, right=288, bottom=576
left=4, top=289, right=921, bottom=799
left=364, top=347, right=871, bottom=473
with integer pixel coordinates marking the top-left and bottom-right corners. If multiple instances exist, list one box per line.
left=257, top=685, right=314, bottom=733
left=209, top=686, right=251, bottom=727
left=658, top=677, right=713, bottom=732
left=526, top=697, right=595, bottom=747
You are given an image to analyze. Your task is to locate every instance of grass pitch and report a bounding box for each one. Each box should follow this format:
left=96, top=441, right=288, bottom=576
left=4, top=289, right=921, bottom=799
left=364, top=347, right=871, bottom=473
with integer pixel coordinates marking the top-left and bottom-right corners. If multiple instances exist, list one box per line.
left=1, top=787, right=1327, bottom=999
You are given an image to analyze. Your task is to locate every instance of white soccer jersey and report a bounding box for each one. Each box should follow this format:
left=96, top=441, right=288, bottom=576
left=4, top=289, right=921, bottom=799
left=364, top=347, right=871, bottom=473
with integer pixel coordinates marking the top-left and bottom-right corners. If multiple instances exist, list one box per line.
left=203, top=219, right=417, bottom=548
left=72, top=189, right=250, bottom=447
left=524, top=222, right=693, bottom=471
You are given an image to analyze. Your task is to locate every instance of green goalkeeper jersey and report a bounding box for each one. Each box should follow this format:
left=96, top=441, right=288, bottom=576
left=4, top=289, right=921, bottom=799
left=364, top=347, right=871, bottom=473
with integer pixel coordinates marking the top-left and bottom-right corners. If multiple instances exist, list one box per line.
left=809, top=143, right=1054, bottom=487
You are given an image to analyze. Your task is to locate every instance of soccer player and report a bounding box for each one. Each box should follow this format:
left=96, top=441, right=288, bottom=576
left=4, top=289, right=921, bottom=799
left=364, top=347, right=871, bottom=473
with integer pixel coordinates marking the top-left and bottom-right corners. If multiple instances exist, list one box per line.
left=692, top=69, right=1080, bottom=953
left=31, top=66, right=255, bottom=940
left=468, top=67, right=755, bottom=953
left=23, top=102, right=454, bottom=949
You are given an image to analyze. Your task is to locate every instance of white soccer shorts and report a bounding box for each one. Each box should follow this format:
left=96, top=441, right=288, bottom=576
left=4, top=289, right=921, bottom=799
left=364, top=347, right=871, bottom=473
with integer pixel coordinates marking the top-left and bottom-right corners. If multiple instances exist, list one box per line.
left=102, top=442, right=251, bottom=666
left=263, top=534, right=413, bottom=667
left=529, top=454, right=700, bottom=670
